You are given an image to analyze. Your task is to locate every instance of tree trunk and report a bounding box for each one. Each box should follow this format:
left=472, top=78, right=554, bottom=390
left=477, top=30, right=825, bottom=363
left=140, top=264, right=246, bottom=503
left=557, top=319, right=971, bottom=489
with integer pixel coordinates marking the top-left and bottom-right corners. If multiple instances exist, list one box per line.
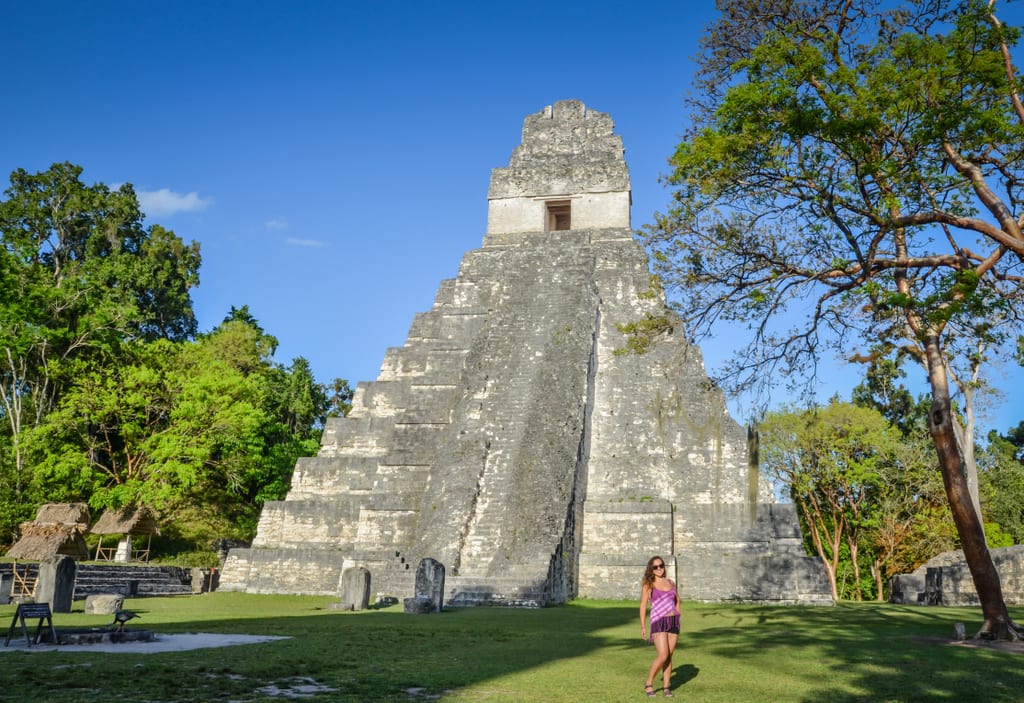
left=871, top=561, right=885, bottom=602
left=798, top=500, right=840, bottom=602
left=923, top=334, right=1018, bottom=640
left=848, top=539, right=863, bottom=601
left=947, top=358, right=983, bottom=526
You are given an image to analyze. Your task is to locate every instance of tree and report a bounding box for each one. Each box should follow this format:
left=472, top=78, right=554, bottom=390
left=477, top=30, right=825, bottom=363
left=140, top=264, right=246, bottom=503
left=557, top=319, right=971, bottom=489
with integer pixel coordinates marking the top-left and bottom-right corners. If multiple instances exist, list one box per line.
left=0, top=164, right=339, bottom=552
left=852, top=357, right=930, bottom=438
left=646, top=0, right=1024, bottom=637
left=867, top=432, right=958, bottom=598
left=0, top=163, right=200, bottom=540
left=980, top=423, right=1024, bottom=543
left=163, top=317, right=327, bottom=542
left=27, top=339, right=188, bottom=509
left=326, top=377, right=354, bottom=418
left=852, top=359, right=960, bottom=596
left=760, top=400, right=902, bottom=600
left=28, top=315, right=329, bottom=548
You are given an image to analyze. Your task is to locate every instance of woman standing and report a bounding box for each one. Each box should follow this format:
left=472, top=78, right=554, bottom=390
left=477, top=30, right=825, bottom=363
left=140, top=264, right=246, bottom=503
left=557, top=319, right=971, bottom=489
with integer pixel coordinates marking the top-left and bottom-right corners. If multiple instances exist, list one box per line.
left=639, top=555, right=680, bottom=697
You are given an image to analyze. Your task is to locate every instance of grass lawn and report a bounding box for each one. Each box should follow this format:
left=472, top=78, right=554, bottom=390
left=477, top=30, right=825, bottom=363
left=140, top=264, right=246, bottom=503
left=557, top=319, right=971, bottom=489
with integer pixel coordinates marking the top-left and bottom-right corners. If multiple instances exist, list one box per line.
left=0, top=594, right=1020, bottom=702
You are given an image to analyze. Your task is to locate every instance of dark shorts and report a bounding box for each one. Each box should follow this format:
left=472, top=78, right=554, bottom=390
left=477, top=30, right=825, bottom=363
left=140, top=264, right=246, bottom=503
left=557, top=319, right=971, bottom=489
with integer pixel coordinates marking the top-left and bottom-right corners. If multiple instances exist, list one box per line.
left=650, top=614, right=680, bottom=637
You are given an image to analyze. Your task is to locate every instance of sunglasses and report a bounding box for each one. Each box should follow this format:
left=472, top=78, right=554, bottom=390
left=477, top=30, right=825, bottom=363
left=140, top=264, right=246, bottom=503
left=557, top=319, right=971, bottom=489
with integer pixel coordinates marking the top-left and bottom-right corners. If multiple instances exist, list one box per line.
left=652, top=563, right=665, bottom=570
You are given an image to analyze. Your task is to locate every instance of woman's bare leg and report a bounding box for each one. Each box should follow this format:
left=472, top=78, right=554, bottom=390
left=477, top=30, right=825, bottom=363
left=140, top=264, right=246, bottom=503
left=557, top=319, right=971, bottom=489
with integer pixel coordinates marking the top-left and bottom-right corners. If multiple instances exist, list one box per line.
left=662, top=632, right=678, bottom=690
left=647, top=632, right=671, bottom=688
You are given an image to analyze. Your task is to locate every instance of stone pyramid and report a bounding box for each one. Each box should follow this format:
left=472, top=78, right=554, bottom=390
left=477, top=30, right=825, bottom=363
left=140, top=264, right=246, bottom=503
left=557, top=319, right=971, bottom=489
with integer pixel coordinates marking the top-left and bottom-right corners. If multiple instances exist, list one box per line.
left=220, top=100, right=831, bottom=606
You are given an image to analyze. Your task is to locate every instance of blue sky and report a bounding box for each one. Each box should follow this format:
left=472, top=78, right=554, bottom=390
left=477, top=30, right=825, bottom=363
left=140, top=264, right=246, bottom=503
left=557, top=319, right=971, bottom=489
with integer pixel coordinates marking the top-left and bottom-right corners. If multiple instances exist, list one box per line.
left=2, top=1, right=1021, bottom=434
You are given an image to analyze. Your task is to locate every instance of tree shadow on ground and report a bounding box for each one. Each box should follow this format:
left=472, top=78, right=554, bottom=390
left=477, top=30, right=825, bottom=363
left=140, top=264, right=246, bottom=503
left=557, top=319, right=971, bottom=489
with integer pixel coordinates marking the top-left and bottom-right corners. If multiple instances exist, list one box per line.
left=684, top=602, right=1024, bottom=702
left=3, top=597, right=1021, bottom=702
left=0, top=596, right=640, bottom=702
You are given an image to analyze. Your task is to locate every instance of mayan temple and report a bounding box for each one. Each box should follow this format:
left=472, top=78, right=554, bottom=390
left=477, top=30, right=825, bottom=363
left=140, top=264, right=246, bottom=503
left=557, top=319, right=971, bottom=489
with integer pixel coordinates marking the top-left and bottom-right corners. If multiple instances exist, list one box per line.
left=220, top=100, right=831, bottom=606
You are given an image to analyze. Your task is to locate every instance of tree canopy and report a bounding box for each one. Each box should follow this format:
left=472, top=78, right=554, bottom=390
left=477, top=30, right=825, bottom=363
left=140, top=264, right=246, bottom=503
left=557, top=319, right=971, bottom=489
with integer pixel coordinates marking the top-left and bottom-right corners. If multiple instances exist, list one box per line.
left=980, top=422, right=1024, bottom=544
left=761, top=398, right=956, bottom=601
left=0, top=164, right=344, bottom=554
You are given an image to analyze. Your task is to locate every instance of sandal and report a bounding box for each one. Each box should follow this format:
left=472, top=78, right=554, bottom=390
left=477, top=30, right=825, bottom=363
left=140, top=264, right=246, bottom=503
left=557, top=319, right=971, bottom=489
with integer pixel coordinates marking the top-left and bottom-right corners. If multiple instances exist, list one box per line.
left=663, top=689, right=673, bottom=698
left=644, top=684, right=656, bottom=697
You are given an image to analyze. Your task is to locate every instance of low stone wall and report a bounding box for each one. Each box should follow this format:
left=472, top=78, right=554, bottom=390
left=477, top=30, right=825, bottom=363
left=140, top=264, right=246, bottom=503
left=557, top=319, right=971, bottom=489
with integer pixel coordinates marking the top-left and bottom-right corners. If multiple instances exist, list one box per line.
left=578, top=501, right=831, bottom=604
left=219, top=547, right=344, bottom=595
left=0, top=563, right=197, bottom=603
left=889, top=545, right=1024, bottom=606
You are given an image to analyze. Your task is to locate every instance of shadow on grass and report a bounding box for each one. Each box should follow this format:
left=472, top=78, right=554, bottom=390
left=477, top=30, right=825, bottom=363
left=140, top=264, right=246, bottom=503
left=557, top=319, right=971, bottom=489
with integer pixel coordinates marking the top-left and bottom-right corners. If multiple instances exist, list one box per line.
left=0, top=595, right=641, bottom=702
left=684, top=602, right=1024, bottom=702
left=673, top=663, right=699, bottom=687
left=2, top=597, right=1022, bottom=702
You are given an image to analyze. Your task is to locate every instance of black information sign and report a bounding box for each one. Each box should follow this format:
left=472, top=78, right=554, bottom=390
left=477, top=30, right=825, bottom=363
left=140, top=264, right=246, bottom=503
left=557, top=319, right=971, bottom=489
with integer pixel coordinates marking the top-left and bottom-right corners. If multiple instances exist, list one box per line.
left=4, top=602, right=56, bottom=647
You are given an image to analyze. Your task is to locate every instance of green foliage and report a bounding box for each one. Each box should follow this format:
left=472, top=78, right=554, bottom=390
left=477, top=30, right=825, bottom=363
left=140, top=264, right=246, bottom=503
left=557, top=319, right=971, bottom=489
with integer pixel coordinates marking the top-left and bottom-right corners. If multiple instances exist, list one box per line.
left=636, top=274, right=664, bottom=300
left=646, top=0, right=1024, bottom=399
left=613, top=314, right=674, bottom=356
left=0, top=163, right=200, bottom=543
left=326, top=377, right=354, bottom=418
left=18, top=310, right=327, bottom=547
left=984, top=522, right=1015, bottom=549
left=852, top=355, right=931, bottom=438
left=152, top=550, right=220, bottom=568
left=0, top=164, right=336, bottom=553
left=759, top=399, right=951, bottom=600
left=980, top=424, right=1024, bottom=543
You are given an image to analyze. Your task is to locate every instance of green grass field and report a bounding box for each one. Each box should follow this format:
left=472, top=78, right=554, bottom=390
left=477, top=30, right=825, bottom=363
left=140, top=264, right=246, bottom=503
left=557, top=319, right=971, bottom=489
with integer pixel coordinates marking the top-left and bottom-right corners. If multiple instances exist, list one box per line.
left=0, top=594, right=1020, bottom=702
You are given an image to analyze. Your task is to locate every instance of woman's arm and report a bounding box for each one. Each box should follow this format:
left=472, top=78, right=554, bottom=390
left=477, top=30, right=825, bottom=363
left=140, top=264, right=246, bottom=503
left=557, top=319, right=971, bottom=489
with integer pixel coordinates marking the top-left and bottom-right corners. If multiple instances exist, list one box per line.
left=639, top=583, right=651, bottom=638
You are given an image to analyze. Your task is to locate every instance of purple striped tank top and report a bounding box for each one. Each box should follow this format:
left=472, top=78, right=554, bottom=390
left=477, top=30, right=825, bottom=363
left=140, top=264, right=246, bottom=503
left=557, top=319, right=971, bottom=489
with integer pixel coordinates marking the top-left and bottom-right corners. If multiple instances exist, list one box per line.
left=650, top=581, right=677, bottom=623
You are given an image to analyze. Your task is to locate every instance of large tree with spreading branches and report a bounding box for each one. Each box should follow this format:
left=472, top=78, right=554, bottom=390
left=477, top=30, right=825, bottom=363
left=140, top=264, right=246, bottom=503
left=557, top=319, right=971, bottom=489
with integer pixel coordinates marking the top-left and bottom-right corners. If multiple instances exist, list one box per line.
left=646, top=0, right=1024, bottom=638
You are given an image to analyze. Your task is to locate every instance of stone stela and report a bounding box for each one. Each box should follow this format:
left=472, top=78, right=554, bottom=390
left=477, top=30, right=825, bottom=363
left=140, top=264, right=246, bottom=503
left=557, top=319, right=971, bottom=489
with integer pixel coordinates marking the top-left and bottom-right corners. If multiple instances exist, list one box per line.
left=220, top=100, right=832, bottom=607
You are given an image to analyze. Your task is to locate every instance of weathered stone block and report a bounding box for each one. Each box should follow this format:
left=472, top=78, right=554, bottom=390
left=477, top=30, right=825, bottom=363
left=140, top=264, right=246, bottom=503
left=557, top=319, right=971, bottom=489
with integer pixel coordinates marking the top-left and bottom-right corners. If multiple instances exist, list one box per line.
left=407, top=558, right=444, bottom=614
left=85, top=593, right=125, bottom=615
left=889, top=545, right=1024, bottom=606
left=0, top=573, right=12, bottom=605
left=339, top=567, right=371, bottom=611
left=403, top=596, right=435, bottom=614
left=36, top=555, right=76, bottom=613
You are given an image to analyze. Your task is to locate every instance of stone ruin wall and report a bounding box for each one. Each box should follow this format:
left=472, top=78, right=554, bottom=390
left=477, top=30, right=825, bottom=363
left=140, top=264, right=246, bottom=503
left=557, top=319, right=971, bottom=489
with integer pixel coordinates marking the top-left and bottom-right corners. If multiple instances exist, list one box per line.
left=890, top=545, right=1024, bottom=606
left=220, top=100, right=832, bottom=606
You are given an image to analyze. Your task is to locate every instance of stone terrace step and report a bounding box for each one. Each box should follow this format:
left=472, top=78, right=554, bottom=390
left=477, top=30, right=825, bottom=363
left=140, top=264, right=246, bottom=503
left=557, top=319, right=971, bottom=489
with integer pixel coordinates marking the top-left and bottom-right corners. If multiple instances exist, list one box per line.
left=1, top=562, right=198, bottom=601
left=72, top=564, right=194, bottom=599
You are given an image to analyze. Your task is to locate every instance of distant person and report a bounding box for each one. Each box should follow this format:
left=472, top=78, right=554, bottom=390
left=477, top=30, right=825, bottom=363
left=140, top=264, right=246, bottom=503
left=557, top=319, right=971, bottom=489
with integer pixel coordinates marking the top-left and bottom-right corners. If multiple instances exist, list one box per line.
left=639, top=555, right=680, bottom=697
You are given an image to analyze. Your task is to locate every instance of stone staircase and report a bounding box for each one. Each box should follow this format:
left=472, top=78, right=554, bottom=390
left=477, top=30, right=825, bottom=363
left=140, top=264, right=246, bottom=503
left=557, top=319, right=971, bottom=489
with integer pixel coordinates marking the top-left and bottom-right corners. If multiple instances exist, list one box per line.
left=72, top=564, right=194, bottom=598
left=446, top=562, right=553, bottom=607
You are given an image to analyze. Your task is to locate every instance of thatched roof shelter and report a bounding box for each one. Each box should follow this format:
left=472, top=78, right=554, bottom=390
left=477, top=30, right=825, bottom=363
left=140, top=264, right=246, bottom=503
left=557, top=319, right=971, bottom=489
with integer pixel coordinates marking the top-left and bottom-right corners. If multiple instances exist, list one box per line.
left=90, top=506, right=160, bottom=562
left=90, top=506, right=160, bottom=536
left=33, top=502, right=90, bottom=526
left=6, top=521, right=90, bottom=560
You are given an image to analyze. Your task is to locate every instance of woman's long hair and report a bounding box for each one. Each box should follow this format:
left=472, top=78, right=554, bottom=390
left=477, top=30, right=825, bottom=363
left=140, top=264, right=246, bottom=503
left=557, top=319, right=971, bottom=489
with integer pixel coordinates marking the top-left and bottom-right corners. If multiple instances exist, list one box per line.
left=643, top=555, right=664, bottom=588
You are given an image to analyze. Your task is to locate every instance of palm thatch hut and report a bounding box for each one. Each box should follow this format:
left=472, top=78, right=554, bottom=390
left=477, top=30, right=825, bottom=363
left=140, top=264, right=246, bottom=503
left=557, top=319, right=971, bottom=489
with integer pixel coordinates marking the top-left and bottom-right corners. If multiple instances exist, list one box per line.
left=5, top=503, right=91, bottom=561
left=32, top=502, right=91, bottom=526
left=90, top=506, right=160, bottom=562
left=6, top=522, right=90, bottom=560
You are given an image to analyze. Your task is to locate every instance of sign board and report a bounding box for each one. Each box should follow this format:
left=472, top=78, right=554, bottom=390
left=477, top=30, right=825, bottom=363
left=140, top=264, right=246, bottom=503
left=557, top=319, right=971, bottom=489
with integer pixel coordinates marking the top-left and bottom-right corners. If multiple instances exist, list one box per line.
left=4, top=602, right=56, bottom=647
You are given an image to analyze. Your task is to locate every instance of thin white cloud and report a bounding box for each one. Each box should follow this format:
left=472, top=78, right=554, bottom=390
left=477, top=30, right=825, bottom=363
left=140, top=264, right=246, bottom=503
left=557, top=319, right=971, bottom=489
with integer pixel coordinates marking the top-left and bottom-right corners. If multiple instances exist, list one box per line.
left=265, top=218, right=289, bottom=230
left=286, top=237, right=325, bottom=248
left=137, top=188, right=212, bottom=217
